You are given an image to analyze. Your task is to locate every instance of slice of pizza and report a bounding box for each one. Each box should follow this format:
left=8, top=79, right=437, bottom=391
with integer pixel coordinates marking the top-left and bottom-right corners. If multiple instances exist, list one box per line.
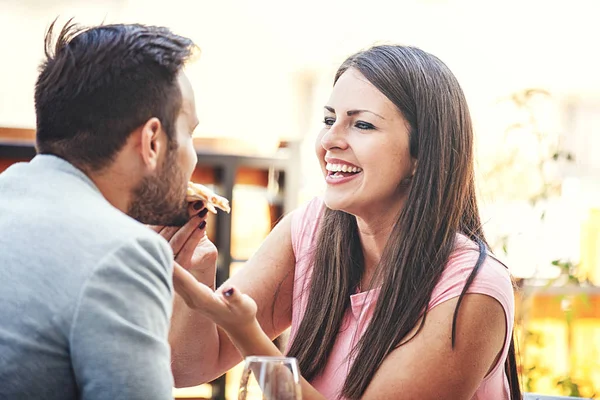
left=186, top=182, right=231, bottom=214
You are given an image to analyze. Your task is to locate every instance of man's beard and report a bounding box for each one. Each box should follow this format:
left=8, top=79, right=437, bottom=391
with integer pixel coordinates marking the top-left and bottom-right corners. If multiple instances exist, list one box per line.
left=127, top=149, right=190, bottom=227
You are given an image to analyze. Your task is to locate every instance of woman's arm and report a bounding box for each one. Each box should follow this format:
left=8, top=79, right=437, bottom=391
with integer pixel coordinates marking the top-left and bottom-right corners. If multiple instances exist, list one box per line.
left=361, top=294, right=507, bottom=399
left=172, top=266, right=326, bottom=400
left=173, top=266, right=506, bottom=399
left=164, top=212, right=297, bottom=386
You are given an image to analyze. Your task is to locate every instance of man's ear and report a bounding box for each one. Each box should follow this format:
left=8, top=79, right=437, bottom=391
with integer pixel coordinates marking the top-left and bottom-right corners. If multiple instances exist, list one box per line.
left=139, top=117, right=163, bottom=172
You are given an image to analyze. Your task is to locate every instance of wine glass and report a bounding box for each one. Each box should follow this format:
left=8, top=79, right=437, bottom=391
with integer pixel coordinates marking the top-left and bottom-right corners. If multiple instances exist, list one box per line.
left=238, top=356, right=302, bottom=400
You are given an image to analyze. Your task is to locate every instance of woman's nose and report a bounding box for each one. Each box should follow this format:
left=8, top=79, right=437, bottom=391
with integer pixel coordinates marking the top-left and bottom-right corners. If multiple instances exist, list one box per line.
left=320, top=123, right=348, bottom=151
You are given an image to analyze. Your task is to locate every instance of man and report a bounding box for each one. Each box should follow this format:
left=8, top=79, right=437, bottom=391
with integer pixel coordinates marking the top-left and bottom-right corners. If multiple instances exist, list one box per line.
left=0, top=21, right=205, bottom=399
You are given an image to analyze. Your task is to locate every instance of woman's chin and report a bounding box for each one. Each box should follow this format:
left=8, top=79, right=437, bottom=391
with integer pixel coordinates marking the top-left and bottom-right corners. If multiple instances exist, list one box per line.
left=323, top=195, right=355, bottom=215
left=323, top=194, right=342, bottom=210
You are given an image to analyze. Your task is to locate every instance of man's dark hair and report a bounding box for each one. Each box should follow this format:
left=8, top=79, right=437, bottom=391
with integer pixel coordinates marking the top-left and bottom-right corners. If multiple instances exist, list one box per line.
left=34, top=20, right=196, bottom=170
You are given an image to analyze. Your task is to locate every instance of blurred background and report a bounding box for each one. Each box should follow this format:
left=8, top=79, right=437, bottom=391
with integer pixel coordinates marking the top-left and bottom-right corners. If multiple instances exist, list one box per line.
left=1, top=0, right=598, bottom=398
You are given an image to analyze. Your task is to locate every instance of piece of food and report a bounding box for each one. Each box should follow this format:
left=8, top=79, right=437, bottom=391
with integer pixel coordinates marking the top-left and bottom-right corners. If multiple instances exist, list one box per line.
left=186, top=182, right=231, bottom=214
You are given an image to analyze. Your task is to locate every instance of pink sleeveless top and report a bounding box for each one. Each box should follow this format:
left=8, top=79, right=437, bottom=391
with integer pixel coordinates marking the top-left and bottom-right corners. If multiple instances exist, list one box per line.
left=286, top=197, right=514, bottom=399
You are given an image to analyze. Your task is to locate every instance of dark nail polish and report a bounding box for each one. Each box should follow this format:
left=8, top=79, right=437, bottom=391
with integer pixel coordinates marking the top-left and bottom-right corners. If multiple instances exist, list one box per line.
left=198, top=208, right=208, bottom=217
left=199, top=221, right=207, bottom=230
left=224, top=288, right=234, bottom=297
left=193, top=201, right=204, bottom=210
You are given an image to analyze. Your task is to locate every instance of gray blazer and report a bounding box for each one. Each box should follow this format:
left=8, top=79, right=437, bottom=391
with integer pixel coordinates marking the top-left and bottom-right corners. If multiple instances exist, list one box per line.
left=0, top=155, right=175, bottom=400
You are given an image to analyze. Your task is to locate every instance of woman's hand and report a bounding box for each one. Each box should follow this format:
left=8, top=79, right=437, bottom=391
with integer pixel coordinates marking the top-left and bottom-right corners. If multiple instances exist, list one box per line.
left=169, top=221, right=326, bottom=400
left=149, top=201, right=218, bottom=287
left=172, top=262, right=258, bottom=332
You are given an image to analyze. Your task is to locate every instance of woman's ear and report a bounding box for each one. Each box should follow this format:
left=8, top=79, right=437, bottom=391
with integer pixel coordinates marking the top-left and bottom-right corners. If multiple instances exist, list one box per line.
left=139, top=117, right=163, bottom=172
left=411, top=158, right=418, bottom=177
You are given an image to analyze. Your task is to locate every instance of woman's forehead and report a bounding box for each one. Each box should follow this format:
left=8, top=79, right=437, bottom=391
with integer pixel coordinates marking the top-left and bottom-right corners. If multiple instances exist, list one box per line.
left=328, top=69, right=401, bottom=120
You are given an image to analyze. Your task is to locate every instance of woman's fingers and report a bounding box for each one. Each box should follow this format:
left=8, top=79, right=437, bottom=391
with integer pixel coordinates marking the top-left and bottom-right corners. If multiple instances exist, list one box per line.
left=149, top=201, right=205, bottom=243
left=174, top=227, right=206, bottom=265
left=173, top=212, right=209, bottom=262
left=188, top=201, right=205, bottom=217
left=158, top=226, right=180, bottom=242
left=216, top=285, right=258, bottom=323
left=148, top=225, right=165, bottom=234
left=220, top=286, right=242, bottom=306
left=172, top=267, right=257, bottom=328
left=171, top=213, right=207, bottom=253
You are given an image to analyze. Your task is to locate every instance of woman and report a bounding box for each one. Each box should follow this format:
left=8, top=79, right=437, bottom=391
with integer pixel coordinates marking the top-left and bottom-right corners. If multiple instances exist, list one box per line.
left=164, top=45, right=521, bottom=399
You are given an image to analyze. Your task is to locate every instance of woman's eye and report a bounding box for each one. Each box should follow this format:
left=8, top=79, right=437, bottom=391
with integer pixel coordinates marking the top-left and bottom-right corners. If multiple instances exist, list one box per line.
left=355, top=121, right=375, bottom=130
left=323, top=117, right=335, bottom=126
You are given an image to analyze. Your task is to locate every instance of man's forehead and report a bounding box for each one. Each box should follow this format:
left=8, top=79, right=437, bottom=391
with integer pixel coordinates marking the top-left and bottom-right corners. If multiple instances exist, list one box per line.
left=177, top=72, right=198, bottom=123
left=178, top=72, right=194, bottom=98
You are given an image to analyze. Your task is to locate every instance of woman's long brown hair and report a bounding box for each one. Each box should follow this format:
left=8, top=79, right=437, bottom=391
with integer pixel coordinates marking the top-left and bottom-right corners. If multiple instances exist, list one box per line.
left=286, top=45, right=521, bottom=399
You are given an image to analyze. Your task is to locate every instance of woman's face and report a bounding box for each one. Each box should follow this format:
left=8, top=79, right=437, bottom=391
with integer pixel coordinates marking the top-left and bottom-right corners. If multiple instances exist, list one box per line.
left=315, top=68, right=416, bottom=217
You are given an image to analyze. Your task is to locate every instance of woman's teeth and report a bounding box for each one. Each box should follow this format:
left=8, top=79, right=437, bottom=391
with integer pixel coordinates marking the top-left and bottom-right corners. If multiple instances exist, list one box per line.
left=326, top=163, right=363, bottom=173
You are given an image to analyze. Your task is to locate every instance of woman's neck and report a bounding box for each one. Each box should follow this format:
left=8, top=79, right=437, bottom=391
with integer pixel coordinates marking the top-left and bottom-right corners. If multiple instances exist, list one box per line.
left=354, top=199, right=405, bottom=289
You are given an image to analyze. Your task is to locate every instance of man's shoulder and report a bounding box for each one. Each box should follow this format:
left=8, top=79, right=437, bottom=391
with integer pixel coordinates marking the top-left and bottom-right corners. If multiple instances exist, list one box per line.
left=0, top=155, right=173, bottom=277
left=77, top=207, right=173, bottom=270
